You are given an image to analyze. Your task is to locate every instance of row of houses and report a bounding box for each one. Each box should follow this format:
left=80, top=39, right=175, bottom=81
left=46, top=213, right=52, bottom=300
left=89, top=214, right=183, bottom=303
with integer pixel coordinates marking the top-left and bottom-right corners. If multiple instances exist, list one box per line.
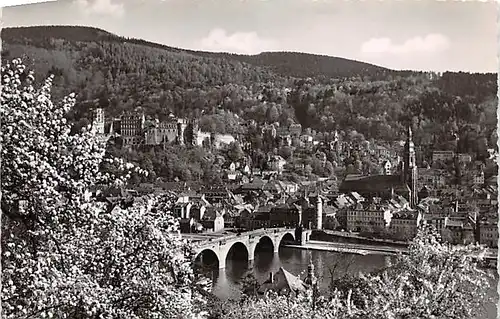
left=331, top=192, right=423, bottom=240
left=89, top=171, right=498, bottom=249
left=331, top=187, right=498, bottom=247
left=432, top=150, right=497, bottom=163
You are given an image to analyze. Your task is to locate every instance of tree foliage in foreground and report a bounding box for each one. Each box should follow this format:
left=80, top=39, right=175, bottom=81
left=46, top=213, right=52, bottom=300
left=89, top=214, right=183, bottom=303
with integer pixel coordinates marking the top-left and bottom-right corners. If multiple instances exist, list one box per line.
left=1, top=59, right=205, bottom=318
left=355, top=226, right=492, bottom=319
left=212, top=226, right=492, bottom=319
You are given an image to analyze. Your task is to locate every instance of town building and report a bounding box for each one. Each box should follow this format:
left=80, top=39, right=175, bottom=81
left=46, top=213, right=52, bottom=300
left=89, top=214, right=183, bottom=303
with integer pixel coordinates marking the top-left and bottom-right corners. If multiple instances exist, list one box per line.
left=417, top=168, right=447, bottom=190
left=346, top=201, right=392, bottom=232
left=289, top=123, right=302, bottom=137
left=458, top=153, right=472, bottom=163
left=389, top=210, right=423, bottom=240
left=373, top=145, right=390, bottom=158
left=269, top=204, right=302, bottom=228
left=268, top=155, right=287, bottom=173
left=439, top=217, right=476, bottom=245
left=200, top=208, right=225, bottom=233
left=473, top=169, right=485, bottom=185
left=479, top=221, right=498, bottom=248
left=432, top=150, right=455, bottom=163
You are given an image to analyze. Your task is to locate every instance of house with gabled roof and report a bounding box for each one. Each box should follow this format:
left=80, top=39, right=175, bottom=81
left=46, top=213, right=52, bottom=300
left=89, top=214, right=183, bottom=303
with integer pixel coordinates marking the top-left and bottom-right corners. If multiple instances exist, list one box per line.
left=258, top=267, right=307, bottom=297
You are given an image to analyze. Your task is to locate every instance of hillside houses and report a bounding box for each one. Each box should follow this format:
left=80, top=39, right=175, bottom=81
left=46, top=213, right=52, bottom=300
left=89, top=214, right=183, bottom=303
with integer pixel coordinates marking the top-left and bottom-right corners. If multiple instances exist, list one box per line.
left=266, top=155, right=287, bottom=174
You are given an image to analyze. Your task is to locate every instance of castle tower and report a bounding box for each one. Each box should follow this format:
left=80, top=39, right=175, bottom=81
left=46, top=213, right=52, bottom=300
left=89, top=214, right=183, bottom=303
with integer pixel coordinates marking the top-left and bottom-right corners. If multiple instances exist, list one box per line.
left=177, top=119, right=186, bottom=146
left=92, top=108, right=105, bottom=135
left=402, top=126, right=418, bottom=207
left=191, top=120, right=199, bottom=146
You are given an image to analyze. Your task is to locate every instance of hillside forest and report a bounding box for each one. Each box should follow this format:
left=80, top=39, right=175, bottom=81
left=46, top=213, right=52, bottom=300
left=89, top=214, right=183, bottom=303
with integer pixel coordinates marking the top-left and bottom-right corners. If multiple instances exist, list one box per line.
left=2, top=26, right=497, bottom=183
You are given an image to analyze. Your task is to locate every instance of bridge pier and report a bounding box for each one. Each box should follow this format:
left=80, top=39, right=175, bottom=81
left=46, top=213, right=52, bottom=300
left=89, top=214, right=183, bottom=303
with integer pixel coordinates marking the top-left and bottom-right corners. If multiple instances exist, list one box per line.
left=219, top=258, right=226, bottom=269
left=301, top=230, right=312, bottom=245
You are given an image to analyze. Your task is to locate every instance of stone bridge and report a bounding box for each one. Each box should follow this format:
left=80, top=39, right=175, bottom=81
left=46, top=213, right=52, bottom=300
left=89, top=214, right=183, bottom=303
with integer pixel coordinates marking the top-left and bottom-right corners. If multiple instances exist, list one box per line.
left=191, top=227, right=312, bottom=269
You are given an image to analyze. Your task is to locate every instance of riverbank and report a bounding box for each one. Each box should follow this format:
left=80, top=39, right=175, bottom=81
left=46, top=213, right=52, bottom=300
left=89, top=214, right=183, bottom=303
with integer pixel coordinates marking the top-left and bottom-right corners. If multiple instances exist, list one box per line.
left=284, top=240, right=406, bottom=256
left=290, top=231, right=497, bottom=269
left=311, top=230, right=498, bottom=260
left=311, top=230, right=410, bottom=248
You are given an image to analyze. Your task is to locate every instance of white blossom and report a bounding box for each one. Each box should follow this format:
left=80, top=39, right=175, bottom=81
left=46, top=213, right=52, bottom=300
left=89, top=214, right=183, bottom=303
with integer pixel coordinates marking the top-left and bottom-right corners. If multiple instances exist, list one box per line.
left=1, top=59, right=206, bottom=319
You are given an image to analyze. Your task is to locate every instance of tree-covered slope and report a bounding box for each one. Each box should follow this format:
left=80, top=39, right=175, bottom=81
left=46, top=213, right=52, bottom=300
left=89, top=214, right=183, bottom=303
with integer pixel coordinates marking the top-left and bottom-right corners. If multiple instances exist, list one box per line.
left=210, top=51, right=393, bottom=79
left=1, top=25, right=396, bottom=79
left=1, top=25, right=497, bottom=152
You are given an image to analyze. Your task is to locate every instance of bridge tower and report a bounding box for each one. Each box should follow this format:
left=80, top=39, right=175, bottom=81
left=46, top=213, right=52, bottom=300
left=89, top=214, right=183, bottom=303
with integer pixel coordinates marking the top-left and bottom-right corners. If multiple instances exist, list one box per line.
left=316, top=196, right=323, bottom=230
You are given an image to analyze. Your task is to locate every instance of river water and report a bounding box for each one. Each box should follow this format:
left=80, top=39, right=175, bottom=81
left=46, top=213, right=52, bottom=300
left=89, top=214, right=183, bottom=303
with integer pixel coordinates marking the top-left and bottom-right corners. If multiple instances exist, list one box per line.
left=198, top=246, right=498, bottom=319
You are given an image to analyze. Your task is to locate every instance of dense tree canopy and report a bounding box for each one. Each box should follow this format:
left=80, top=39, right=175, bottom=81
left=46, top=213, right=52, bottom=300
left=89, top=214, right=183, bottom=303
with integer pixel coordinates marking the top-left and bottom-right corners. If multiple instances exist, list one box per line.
left=1, top=59, right=205, bottom=318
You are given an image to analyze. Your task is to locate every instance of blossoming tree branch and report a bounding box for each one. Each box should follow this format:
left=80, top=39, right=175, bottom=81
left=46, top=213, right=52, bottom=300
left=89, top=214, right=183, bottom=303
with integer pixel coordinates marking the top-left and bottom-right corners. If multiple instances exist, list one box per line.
left=1, top=59, right=206, bottom=319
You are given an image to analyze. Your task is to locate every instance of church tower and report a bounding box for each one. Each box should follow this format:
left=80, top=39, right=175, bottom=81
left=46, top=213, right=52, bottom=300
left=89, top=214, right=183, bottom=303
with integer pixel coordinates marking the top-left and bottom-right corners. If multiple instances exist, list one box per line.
left=304, top=256, right=317, bottom=287
left=402, top=126, right=418, bottom=207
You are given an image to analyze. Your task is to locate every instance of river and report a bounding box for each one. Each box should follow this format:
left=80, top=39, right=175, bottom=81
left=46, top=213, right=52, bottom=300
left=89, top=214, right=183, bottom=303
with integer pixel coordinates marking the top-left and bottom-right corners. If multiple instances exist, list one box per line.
left=198, top=246, right=498, bottom=319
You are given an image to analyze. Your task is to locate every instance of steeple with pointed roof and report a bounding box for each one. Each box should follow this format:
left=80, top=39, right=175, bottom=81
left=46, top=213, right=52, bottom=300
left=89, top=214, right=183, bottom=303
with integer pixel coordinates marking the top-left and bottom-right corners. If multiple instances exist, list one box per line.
left=402, top=125, right=418, bottom=207
left=304, top=256, right=317, bottom=287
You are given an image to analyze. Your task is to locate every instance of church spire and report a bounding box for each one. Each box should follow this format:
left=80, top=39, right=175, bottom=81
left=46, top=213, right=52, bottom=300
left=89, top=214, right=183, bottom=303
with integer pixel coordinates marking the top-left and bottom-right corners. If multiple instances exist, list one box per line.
left=305, top=255, right=317, bottom=287
left=402, top=124, right=418, bottom=208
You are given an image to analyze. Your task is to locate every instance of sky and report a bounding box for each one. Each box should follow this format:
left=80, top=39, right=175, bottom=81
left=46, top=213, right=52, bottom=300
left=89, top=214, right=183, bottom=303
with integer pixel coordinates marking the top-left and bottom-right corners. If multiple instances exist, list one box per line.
left=1, top=0, right=498, bottom=73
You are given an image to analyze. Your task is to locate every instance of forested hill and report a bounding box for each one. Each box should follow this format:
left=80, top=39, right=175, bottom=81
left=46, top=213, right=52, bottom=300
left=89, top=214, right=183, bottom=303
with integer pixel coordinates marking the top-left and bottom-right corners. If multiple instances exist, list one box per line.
left=199, top=51, right=394, bottom=80
left=1, top=25, right=394, bottom=79
left=1, top=25, right=497, bottom=152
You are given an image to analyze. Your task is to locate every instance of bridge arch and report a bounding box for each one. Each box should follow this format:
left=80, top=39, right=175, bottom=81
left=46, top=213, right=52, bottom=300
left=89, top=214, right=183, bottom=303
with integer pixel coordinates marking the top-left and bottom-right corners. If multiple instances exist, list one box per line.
left=189, top=228, right=310, bottom=269
left=252, top=235, right=276, bottom=260
left=193, top=248, right=221, bottom=270
left=225, top=241, right=250, bottom=264
left=278, top=232, right=295, bottom=248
